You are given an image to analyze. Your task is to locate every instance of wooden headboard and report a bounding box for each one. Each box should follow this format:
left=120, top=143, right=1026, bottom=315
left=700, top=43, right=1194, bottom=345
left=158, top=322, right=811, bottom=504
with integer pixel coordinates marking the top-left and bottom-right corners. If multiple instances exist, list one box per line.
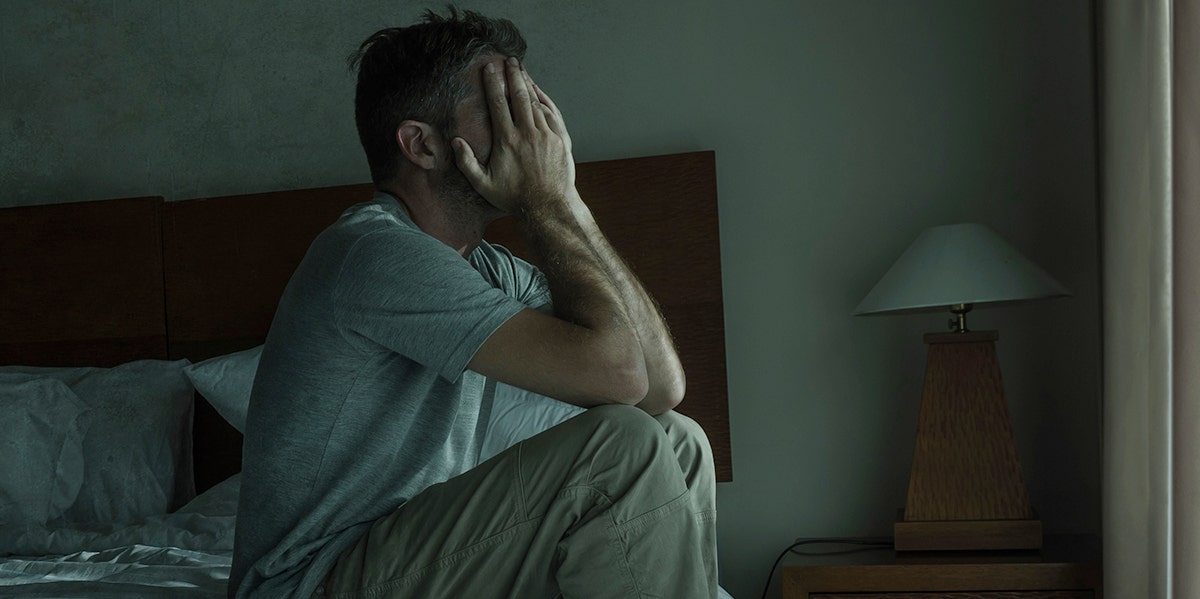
left=0, top=198, right=168, bottom=367
left=0, top=150, right=730, bottom=490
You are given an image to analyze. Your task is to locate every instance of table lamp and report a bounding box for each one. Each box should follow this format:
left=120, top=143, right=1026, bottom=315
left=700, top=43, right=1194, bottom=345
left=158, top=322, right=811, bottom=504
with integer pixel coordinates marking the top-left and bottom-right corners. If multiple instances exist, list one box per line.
left=855, top=223, right=1069, bottom=552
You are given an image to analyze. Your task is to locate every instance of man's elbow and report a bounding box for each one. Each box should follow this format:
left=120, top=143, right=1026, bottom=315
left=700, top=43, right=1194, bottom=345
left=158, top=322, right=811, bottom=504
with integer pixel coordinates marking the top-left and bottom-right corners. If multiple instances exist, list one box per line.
left=602, top=353, right=650, bottom=406
left=586, top=335, right=687, bottom=412
left=663, top=372, right=687, bottom=409
left=636, top=373, right=685, bottom=415
left=589, top=361, right=686, bottom=415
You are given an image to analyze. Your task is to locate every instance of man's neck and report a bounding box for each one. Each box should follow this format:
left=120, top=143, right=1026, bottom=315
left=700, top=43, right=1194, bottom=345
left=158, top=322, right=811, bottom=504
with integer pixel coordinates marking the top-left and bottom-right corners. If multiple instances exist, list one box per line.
left=379, top=183, right=498, bottom=258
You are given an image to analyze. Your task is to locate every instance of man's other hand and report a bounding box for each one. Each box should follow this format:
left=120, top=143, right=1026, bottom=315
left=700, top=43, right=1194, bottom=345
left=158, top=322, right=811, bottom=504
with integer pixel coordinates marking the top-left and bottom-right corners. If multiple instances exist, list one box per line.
left=453, top=57, right=576, bottom=214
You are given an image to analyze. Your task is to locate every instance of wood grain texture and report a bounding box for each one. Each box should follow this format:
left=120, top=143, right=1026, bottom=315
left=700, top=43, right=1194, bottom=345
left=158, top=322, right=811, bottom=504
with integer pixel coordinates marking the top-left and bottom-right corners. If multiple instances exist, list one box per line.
left=894, top=518, right=1042, bottom=552
left=784, top=561, right=1101, bottom=599
left=810, top=593, right=1091, bottom=598
left=903, top=332, right=1033, bottom=523
left=0, top=197, right=169, bottom=366
left=162, top=183, right=374, bottom=358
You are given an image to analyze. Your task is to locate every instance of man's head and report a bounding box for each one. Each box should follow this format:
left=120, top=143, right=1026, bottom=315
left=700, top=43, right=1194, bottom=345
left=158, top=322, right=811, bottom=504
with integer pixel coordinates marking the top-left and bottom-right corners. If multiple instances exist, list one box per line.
left=349, top=7, right=527, bottom=187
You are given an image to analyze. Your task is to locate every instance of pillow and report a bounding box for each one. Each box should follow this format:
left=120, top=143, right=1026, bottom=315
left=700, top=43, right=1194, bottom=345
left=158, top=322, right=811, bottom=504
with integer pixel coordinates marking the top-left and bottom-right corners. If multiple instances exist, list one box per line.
left=478, top=383, right=586, bottom=463
left=189, top=350, right=590, bottom=475
left=0, top=376, right=88, bottom=527
left=182, top=345, right=262, bottom=432
left=176, top=472, right=240, bottom=518
left=180, top=345, right=587, bottom=465
left=0, top=359, right=195, bottom=525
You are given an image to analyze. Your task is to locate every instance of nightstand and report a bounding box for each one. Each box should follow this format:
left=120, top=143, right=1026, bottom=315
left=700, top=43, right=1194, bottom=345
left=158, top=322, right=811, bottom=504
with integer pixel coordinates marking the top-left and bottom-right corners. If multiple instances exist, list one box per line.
left=781, top=534, right=1101, bottom=599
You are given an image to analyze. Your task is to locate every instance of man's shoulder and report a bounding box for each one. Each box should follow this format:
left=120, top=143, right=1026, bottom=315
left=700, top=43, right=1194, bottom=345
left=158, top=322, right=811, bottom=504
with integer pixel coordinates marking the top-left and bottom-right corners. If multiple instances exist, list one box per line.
left=313, top=199, right=425, bottom=258
left=327, top=197, right=413, bottom=238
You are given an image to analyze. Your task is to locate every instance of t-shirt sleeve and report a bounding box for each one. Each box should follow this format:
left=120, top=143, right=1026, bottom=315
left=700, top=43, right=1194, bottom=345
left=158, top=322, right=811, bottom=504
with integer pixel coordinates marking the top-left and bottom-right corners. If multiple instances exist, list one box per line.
left=471, top=242, right=553, bottom=313
left=332, top=229, right=529, bottom=382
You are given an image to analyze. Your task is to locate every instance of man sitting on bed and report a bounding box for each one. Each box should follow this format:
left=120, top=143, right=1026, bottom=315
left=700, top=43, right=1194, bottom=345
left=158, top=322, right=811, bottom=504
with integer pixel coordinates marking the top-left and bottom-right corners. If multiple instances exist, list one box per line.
left=229, top=7, right=717, bottom=599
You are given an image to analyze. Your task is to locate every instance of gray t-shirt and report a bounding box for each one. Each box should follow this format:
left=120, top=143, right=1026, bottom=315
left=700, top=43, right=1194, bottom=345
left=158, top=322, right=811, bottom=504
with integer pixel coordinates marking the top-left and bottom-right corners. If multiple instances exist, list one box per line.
left=230, top=192, right=550, bottom=599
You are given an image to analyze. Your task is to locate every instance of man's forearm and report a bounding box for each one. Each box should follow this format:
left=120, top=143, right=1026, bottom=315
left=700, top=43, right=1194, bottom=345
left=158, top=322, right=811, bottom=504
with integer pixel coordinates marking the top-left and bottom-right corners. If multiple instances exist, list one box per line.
left=454, top=57, right=682, bottom=413
left=516, top=189, right=685, bottom=414
left=576, top=210, right=685, bottom=413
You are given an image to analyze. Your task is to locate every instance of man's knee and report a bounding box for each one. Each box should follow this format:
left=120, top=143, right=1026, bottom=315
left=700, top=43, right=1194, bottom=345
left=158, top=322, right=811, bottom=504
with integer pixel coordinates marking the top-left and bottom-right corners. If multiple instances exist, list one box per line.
left=576, top=404, right=667, bottom=445
left=576, top=406, right=711, bottom=460
left=570, top=404, right=679, bottom=472
left=655, top=410, right=714, bottom=462
left=654, top=410, right=709, bottom=447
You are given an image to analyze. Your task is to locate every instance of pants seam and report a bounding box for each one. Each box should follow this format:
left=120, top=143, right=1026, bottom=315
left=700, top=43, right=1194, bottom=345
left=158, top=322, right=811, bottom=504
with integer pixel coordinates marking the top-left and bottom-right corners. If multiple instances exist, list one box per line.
left=612, top=489, right=693, bottom=537
left=328, top=518, right=543, bottom=599
left=552, top=485, right=641, bottom=598
left=516, top=440, right=529, bottom=518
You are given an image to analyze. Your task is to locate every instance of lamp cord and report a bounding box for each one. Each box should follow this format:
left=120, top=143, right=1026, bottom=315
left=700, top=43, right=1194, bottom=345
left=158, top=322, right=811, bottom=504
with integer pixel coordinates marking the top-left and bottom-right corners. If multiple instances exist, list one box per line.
left=759, top=537, right=894, bottom=599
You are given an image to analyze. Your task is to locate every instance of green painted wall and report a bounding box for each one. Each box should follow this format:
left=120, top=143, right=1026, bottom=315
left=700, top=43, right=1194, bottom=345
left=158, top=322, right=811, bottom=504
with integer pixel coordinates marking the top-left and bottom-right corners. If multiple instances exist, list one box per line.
left=1, top=2, right=1099, bottom=597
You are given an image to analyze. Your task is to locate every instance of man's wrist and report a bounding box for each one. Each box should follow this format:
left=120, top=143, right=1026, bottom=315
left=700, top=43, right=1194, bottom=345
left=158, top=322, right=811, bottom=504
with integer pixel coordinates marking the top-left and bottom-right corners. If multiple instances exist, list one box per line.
left=515, top=186, right=585, bottom=223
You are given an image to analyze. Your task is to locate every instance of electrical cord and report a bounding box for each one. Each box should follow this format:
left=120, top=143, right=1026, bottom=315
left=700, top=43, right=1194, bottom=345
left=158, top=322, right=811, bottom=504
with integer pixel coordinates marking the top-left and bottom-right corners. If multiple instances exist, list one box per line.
left=759, top=537, right=894, bottom=599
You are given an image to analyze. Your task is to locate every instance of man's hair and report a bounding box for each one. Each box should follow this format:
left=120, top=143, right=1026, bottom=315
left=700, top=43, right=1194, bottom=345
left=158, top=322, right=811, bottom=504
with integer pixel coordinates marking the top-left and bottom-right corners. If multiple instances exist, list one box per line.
left=349, top=6, right=527, bottom=185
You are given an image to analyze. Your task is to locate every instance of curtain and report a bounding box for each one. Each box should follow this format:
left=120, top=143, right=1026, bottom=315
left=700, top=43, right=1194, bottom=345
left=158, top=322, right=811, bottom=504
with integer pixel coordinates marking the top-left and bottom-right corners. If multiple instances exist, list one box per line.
left=1100, top=1, right=1199, bottom=597
left=1171, top=1, right=1200, bottom=596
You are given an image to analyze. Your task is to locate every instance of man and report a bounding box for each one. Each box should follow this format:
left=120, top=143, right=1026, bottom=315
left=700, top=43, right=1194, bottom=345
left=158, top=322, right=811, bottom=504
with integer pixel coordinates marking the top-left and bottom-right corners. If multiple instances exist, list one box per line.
left=230, top=7, right=717, bottom=598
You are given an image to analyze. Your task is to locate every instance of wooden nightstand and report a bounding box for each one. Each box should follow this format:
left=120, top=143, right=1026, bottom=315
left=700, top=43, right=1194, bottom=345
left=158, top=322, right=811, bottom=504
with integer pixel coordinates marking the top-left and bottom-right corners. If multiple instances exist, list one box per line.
left=781, top=535, right=1101, bottom=599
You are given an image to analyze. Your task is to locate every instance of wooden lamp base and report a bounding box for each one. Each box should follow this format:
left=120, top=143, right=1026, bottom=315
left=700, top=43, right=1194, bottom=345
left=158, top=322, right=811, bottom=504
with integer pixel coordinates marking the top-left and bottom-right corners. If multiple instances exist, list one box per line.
left=894, top=330, right=1043, bottom=552
left=894, top=510, right=1043, bottom=551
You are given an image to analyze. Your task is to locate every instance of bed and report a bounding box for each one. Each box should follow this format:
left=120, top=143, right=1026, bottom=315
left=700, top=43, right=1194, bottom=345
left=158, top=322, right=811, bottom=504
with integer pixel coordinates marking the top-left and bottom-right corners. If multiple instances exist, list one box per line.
left=0, top=150, right=732, bottom=597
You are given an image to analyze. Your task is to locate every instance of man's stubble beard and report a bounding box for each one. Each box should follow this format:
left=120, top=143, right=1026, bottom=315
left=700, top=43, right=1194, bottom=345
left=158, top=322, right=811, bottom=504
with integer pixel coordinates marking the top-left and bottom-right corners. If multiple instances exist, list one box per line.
left=436, top=159, right=499, bottom=231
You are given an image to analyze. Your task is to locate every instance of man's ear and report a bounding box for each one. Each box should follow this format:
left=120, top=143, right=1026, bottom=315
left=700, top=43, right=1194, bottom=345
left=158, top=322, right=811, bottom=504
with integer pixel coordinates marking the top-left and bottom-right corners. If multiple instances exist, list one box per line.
left=396, top=120, right=445, bottom=171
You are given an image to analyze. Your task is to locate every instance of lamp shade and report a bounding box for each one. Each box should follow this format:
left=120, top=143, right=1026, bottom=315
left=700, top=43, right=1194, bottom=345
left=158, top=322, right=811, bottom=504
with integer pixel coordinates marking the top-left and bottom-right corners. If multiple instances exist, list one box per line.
left=854, top=223, right=1069, bottom=315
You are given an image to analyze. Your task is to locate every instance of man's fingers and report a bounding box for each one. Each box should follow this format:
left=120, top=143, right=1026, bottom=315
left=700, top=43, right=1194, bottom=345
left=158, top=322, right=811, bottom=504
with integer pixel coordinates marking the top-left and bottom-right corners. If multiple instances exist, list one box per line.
left=521, top=69, right=540, bottom=107
left=520, top=68, right=551, bottom=130
left=505, top=57, right=537, bottom=128
left=464, top=59, right=573, bottom=212
left=531, top=82, right=565, bottom=129
left=529, top=80, right=571, bottom=153
left=483, top=62, right=514, bottom=134
left=529, top=82, right=562, bottom=134
left=532, top=82, right=563, bottom=121
left=452, top=137, right=487, bottom=186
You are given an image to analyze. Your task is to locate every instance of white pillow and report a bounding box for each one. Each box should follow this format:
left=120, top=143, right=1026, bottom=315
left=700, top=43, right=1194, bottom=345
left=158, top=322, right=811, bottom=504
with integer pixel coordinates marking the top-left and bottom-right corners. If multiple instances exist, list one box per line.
left=180, top=345, right=588, bottom=464
left=183, top=346, right=262, bottom=432
left=478, top=383, right=586, bottom=463
left=0, top=360, right=195, bottom=525
left=0, top=376, right=88, bottom=527
left=175, top=473, right=240, bottom=518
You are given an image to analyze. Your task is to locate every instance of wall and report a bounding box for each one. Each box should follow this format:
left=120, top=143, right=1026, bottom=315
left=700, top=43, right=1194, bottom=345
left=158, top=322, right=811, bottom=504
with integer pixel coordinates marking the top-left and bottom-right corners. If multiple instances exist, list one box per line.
left=0, top=2, right=1099, bottom=597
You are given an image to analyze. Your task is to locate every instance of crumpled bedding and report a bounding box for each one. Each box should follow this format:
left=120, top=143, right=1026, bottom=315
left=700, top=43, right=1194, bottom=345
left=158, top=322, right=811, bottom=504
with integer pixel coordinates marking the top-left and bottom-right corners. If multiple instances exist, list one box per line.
left=0, top=544, right=230, bottom=597
left=0, top=511, right=235, bottom=560
left=0, top=474, right=238, bottom=597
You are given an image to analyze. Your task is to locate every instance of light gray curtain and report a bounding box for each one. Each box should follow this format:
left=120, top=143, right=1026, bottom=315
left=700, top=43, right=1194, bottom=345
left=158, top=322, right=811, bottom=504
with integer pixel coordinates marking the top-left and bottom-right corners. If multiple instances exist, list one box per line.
left=1100, top=1, right=1199, bottom=597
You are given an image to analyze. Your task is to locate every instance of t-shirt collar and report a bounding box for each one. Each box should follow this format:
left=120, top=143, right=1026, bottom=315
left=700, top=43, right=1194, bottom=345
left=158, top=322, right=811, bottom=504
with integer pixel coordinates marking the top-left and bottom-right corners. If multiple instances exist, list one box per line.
left=371, top=190, right=416, bottom=227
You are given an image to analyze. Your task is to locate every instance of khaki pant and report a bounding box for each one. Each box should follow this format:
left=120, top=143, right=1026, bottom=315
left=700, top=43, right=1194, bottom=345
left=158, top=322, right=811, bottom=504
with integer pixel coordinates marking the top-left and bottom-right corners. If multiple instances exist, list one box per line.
left=317, top=404, right=718, bottom=598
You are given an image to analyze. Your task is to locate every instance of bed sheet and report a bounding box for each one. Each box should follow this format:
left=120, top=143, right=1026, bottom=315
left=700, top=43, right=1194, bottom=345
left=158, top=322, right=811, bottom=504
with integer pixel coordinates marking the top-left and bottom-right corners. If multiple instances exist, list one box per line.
left=0, top=474, right=238, bottom=597
left=1, top=474, right=736, bottom=598
left=3, top=551, right=735, bottom=598
left=0, top=544, right=229, bottom=598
